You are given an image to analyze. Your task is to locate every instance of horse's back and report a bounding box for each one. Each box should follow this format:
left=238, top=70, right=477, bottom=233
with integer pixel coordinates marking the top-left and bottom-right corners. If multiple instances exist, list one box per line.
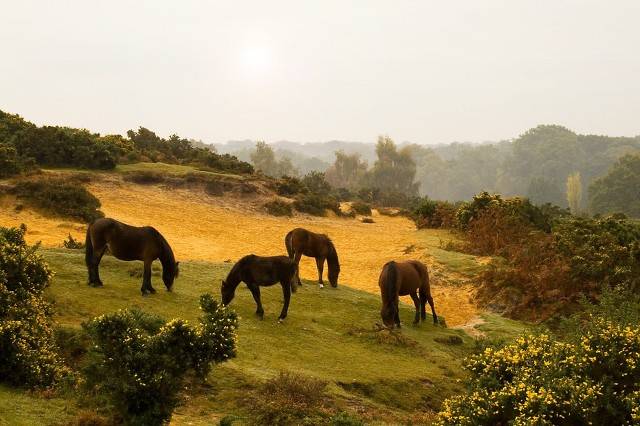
left=393, top=260, right=428, bottom=294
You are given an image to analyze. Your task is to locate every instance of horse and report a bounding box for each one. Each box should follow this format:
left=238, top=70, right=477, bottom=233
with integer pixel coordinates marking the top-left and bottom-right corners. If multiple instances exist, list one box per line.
left=285, top=228, right=340, bottom=288
left=221, top=254, right=297, bottom=322
left=378, top=260, right=437, bottom=328
left=85, top=218, right=180, bottom=295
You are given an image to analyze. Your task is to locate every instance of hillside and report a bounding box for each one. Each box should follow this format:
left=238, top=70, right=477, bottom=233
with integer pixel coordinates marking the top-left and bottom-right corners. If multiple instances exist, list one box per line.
left=0, top=163, right=528, bottom=424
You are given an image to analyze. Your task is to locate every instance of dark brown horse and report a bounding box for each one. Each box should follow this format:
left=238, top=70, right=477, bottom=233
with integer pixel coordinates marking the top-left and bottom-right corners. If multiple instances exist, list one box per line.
left=85, top=218, right=179, bottom=295
left=285, top=228, right=340, bottom=288
left=378, top=260, right=437, bottom=328
left=221, top=255, right=297, bottom=321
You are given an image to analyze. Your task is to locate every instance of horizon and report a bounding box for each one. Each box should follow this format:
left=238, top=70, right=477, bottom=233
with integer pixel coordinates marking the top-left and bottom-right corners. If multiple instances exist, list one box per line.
left=2, top=1, right=640, bottom=144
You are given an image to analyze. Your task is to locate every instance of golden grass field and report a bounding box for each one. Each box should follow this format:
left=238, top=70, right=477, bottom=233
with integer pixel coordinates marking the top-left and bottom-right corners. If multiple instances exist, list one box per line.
left=0, top=175, right=479, bottom=326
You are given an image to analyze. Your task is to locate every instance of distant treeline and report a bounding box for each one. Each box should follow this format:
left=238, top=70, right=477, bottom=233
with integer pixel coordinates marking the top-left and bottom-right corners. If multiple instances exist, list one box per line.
left=0, top=110, right=253, bottom=176
left=235, top=125, right=640, bottom=217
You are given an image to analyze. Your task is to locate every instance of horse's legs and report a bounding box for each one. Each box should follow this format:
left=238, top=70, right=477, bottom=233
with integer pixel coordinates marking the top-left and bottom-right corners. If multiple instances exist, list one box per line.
left=410, top=292, right=420, bottom=324
left=293, top=251, right=303, bottom=286
left=92, top=247, right=107, bottom=286
left=315, top=257, right=325, bottom=288
left=394, top=299, right=401, bottom=328
left=419, top=288, right=428, bottom=321
left=278, top=279, right=292, bottom=321
left=248, top=284, right=264, bottom=318
left=427, top=294, right=437, bottom=325
left=141, top=260, right=155, bottom=295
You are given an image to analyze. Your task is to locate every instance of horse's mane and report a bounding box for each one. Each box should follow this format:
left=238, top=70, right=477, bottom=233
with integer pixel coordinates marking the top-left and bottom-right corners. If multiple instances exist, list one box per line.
left=228, top=255, right=255, bottom=279
left=151, top=228, right=175, bottom=268
left=325, top=237, right=340, bottom=268
left=384, top=261, right=397, bottom=300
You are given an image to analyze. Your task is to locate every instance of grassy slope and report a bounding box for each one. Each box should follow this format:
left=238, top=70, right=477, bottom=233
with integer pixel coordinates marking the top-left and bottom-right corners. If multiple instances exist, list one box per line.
left=115, top=162, right=246, bottom=180
left=2, top=247, right=497, bottom=425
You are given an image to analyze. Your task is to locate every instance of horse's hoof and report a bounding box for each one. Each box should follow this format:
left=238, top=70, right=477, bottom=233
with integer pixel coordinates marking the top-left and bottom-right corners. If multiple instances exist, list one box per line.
left=278, top=318, right=285, bottom=323
left=148, top=288, right=157, bottom=294
left=319, top=283, right=324, bottom=289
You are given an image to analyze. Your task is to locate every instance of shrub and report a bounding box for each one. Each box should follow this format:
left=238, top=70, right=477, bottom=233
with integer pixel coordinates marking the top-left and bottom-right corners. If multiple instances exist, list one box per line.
left=293, top=193, right=340, bottom=217
left=12, top=179, right=104, bottom=223
left=410, top=198, right=458, bottom=229
left=437, top=320, right=640, bottom=425
left=122, top=171, right=165, bottom=185
left=0, top=225, right=69, bottom=387
left=82, top=294, right=238, bottom=425
left=251, top=371, right=329, bottom=425
left=274, top=175, right=307, bottom=197
left=264, top=199, right=293, bottom=217
left=0, top=142, right=34, bottom=178
left=63, top=234, right=85, bottom=249
left=350, top=201, right=372, bottom=215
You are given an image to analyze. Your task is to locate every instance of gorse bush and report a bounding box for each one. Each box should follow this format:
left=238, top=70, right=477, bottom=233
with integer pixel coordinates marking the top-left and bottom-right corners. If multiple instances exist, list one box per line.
left=0, top=142, right=35, bottom=178
left=410, top=198, right=458, bottom=229
left=0, top=225, right=69, bottom=387
left=274, top=175, right=307, bottom=197
left=82, top=294, right=238, bottom=425
left=12, top=178, right=104, bottom=223
left=264, top=199, right=293, bottom=217
left=437, top=318, right=640, bottom=425
left=63, top=234, right=85, bottom=250
left=350, top=201, right=372, bottom=216
left=293, top=193, right=341, bottom=217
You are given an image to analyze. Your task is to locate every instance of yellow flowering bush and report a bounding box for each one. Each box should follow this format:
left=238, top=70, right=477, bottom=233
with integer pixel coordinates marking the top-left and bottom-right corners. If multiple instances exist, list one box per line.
left=0, top=225, right=69, bottom=387
left=437, top=320, right=640, bottom=425
left=82, top=294, right=238, bottom=425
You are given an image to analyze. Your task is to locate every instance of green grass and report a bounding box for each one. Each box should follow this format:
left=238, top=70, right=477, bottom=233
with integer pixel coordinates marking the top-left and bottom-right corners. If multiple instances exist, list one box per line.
left=478, top=313, right=533, bottom=341
left=115, top=162, right=245, bottom=180
left=415, top=229, right=488, bottom=277
left=12, top=247, right=481, bottom=423
left=0, top=385, right=75, bottom=426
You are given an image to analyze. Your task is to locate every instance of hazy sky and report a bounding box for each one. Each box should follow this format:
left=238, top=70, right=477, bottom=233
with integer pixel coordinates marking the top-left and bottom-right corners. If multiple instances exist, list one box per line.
left=2, top=1, right=639, bottom=144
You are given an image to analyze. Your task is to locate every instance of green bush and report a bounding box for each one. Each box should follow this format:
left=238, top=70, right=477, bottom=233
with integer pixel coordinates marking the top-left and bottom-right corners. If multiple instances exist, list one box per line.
left=0, top=225, right=69, bottom=387
left=410, top=198, right=458, bottom=229
left=350, top=201, right=372, bottom=215
left=12, top=179, right=104, bottom=223
left=251, top=371, right=329, bottom=425
left=63, top=234, right=85, bottom=250
left=82, top=294, right=238, bottom=425
left=264, top=199, right=293, bottom=217
left=274, top=175, right=307, bottom=197
left=437, top=319, right=640, bottom=425
left=293, top=193, right=340, bottom=217
left=0, top=142, right=34, bottom=178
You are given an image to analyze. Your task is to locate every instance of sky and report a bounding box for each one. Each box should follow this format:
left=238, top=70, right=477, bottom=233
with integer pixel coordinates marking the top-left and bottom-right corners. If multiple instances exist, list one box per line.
left=1, top=1, right=639, bottom=144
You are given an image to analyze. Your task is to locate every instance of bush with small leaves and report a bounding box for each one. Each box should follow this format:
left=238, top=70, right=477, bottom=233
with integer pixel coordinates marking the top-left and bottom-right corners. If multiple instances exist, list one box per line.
left=350, top=201, right=372, bottom=216
left=0, top=225, right=69, bottom=388
left=63, top=234, right=85, bottom=250
left=82, top=294, right=237, bottom=425
left=264, top=199, right=293, bottom=217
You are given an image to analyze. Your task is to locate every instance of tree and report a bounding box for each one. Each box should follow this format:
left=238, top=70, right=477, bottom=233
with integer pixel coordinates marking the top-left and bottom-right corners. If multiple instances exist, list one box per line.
left=527, top=176, right=565, bottom=207
left=589, top=154, right=640, bottom=218
left=369, top=136, right=419, bottom=196
left=566, top=172, right=582, bottom=214
left=324, top=150, right=367, bottom=189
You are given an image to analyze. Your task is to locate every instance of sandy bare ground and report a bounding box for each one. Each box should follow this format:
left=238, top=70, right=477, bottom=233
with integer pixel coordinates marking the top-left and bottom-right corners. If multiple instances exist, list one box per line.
left=0, top=179, right=478, bottom=326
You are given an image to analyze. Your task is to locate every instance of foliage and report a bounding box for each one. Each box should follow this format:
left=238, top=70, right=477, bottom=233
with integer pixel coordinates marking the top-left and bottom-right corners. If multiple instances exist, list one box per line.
left=325, top=150, right=368, bottom=190
left=0, top=225, right=68, bottom=387
left=410, top=198, right=458, bottom=229
left=12, top=179, right=104, bottom=223
left=63, top=234, right=85, bottom=250
left=0, top=142, right=35, bottom=178
left=273, top=175, right=306, bottom=197
left=122, top=170, right=165, bottom=185
left=350, top=201, right=372, bottom=216
left=293, top=193, right=340, bottom=216
left=566, top=172, right=582, bottom=215
left=82, top=294, right=238, bottom=425
left=437, top=320, right=640, bottom=425
left=368, top=136, right=419, bottom=197
left=250, top=371, right=330, bottom=425
left=589, top=154, right=640, bottom=218
left=250, top=141, right=297, bottom=177
left=263, top=199, right=293, bottom=217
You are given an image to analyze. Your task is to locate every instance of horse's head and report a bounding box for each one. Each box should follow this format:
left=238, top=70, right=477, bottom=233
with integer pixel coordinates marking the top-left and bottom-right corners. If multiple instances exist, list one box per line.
left=380, top=302, right=397, bottom=329
left=328, top=264, right=340, bottom=288
left=221, top=279, right=234, bottom=305
left=163, top=261, right=180, bottom=291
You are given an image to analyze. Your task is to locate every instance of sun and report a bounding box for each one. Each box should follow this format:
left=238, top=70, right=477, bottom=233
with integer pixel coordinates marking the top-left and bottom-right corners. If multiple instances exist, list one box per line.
left=240, top=45, right=273, bottom=78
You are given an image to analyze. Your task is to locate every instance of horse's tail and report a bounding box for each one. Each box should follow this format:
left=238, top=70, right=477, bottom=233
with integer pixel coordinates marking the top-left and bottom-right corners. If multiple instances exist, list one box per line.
left=84, top=224, right=94, bottom=267
left=285, top=230, right=294, bottom=258
left=384, top=261, right=397, bottom=297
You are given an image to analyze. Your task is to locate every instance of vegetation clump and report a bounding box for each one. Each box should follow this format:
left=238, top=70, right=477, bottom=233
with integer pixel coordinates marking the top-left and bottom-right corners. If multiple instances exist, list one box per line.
left=62, top=234, right=85, bottom=250
left=12, top=178, right=104, bottom=223
left=0, top=225, right=69, bottom=388
left=82, top=294, right=238, bottom=425
left=250, top=371, right=330, bottom=425
left=350, top=201, right=372, bottom=215
left=264, top=199, right=293, bottom=217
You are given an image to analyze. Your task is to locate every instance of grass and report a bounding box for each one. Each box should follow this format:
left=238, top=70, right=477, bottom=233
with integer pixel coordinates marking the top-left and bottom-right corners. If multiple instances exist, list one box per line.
left=0, top=385, right=76, bottom=426
left=115, top=162, right=245, bottom=180
left=11, top=247, right=489, bottom=424
left=415, top=229, right=488, bottom=277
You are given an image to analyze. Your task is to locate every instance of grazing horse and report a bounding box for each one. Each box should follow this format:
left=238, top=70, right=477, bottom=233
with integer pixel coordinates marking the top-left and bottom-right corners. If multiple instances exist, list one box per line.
left=378, top=260, right=437, bottom=328
left=85, top=218, right=179, bottom=295
left=285, top=228, right=340, bottom=288
left=221, top=255, right=297, bottom=321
